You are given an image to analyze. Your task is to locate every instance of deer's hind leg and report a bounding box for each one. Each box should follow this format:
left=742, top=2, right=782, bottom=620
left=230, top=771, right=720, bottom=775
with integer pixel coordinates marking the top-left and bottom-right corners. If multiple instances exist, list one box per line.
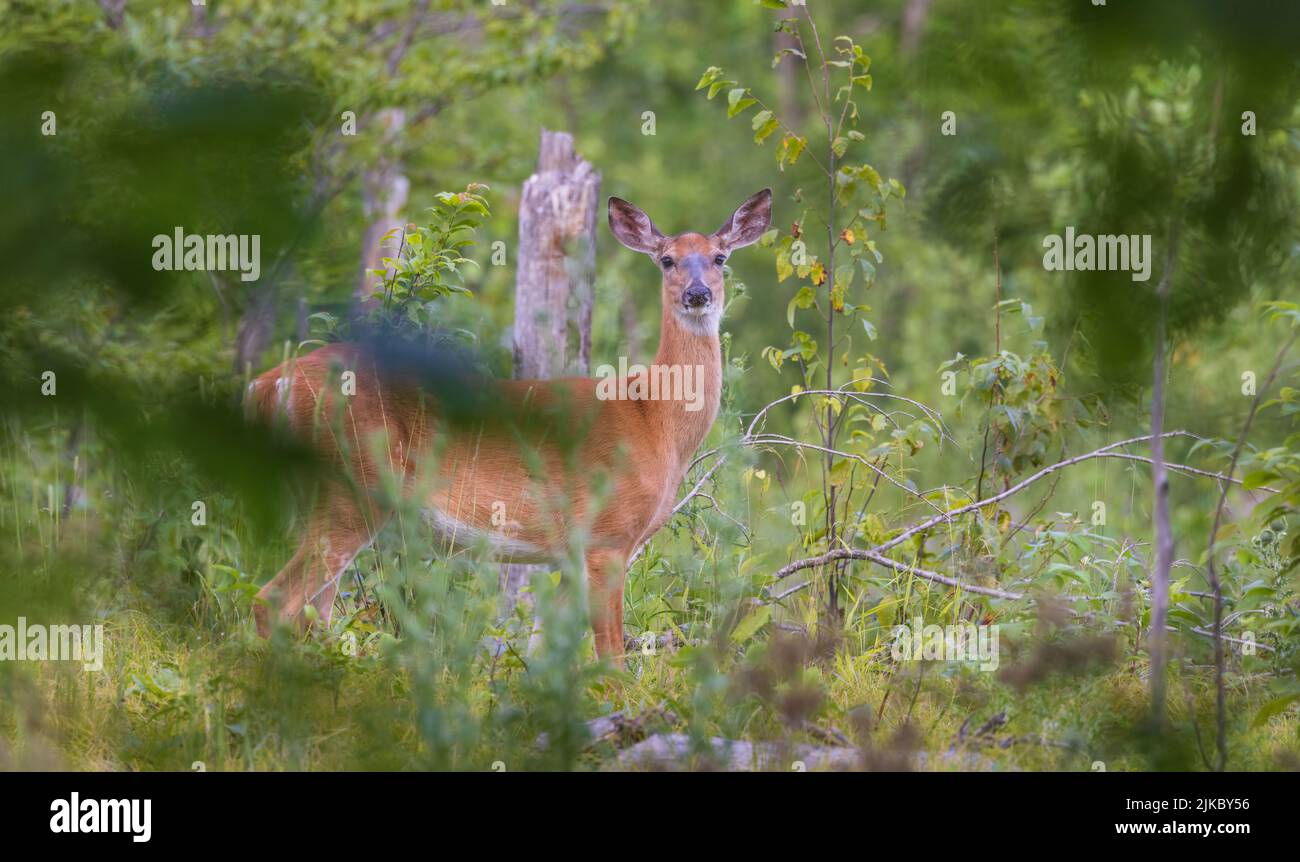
left=254, top=491, right=386, bottom=638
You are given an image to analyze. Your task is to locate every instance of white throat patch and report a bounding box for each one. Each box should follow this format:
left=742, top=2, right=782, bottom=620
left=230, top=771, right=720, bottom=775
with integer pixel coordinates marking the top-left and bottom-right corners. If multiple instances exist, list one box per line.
left=675, top=304, right=722, bottom=336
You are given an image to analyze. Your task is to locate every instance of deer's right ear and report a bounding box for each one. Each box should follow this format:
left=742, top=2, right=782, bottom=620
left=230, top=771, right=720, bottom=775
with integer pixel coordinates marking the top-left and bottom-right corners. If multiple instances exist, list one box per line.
left=608, top=197, right=664, bottom=255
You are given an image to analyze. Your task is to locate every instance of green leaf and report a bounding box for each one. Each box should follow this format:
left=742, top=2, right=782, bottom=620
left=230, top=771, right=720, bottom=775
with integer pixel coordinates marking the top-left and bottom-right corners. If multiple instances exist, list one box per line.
left=772, top=47, right=805, bottom=68
left=859, top=256, right=876, bottom=284
left=731, top=605, right=771, bottom=643
left=695, top=66, right=722, bottom=90
left=1243, top=470, right=1279, bottom=490
left=749, top=108, right=780, bottom=144
left=1252, top=691, right=1300, bottom=728
left=727, top=88, right=757, bottom=117
left=834, top=263, right=856, bottom=292
left=786, top=285, right=814, bottom=326
left=777, top=134, right=807, bottom=170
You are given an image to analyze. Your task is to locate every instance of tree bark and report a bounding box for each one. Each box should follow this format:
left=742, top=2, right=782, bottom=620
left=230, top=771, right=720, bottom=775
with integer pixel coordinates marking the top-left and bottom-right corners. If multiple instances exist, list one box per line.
left=499, top=129, right=600, bottom=642
left=356, top=108, right=410, bottom=302
left=96, top=0, right=125, bottom=30
left=899, top=0, right=932, bottom=58
left=509, top=129, right=599, bottom=379
left=1148, top=223, right=1180, bottom=724
left=234, top=278, right=277, bottom=377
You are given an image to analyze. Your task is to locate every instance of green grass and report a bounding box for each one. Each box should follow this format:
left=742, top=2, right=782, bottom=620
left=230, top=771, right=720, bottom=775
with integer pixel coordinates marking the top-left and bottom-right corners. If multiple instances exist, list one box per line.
left=1, top=419, right=1297, bottom=772
left=4, top=586, right=1296, bottom=772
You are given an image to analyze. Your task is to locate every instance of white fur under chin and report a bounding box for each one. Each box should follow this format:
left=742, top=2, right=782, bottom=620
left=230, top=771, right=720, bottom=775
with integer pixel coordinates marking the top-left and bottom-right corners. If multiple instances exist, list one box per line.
left=675, top=304, right=722, bottom=336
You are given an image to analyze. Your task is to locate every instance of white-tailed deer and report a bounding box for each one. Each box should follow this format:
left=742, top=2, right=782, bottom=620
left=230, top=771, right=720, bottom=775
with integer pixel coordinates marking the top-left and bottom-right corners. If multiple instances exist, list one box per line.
left=247, top=189, right=771, bottom=664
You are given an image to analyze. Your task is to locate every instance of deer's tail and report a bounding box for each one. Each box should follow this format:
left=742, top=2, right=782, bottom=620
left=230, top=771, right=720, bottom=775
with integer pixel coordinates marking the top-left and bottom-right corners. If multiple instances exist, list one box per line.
left=243, top=343, right=366, bottom=435
left=243, top=363, right=296, bottom=427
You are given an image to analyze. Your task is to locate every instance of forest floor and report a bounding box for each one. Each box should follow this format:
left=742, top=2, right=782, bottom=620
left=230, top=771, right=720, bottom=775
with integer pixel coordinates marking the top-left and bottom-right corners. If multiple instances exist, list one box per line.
left=4, top=580, right=1297, bottom=772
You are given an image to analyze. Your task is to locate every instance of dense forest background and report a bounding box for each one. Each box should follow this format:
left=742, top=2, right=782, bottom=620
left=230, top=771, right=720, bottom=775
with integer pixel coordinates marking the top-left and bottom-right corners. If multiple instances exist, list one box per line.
left=2, top=0, right=1299, bottom=771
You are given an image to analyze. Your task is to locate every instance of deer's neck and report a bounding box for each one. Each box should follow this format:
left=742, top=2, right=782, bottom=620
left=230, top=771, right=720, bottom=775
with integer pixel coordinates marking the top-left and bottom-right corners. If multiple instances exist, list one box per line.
left=647, top=305, right=722, bottom=468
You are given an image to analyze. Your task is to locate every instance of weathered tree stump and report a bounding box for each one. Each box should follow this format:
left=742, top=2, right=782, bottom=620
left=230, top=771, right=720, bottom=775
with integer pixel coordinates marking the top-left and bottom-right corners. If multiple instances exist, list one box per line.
left=510, top=128, right=600, bottom=378
left=356, top=108, right=410, bottom=300
left=499, top=129, right=601, bottom=644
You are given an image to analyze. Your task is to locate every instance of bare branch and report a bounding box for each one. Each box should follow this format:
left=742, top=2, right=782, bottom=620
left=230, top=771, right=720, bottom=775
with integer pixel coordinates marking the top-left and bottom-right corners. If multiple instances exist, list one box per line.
left=1187, top=627, right=1275, bottom=653
left=771, top=431, right=1204, bottom=582
left=743, top=378, right=954, bottom=446
left=1094, top=452, right=1278, bottom=493
left=386, top=0, right=433, bottom=78
left=672, top=455, right=727, bottom=516
left=693, top=492, right=750, bottom=540
left=766, top=550, right=1026, bottom=603
left=628, top=454, right=728, bottom=570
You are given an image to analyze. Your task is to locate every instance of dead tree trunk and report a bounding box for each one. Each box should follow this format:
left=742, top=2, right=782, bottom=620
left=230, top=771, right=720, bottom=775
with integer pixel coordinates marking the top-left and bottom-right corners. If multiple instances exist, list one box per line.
left=234, top=278, right=277, bottom=377
left=900, top=0, right=933, bottom=58
left=356, top=108, right=410, bottom=303
left=1148, top=222, right=1180, bottom=725
left=510, top=129, right=599, bottom=378
left=499, top=129, right=601, bottom=643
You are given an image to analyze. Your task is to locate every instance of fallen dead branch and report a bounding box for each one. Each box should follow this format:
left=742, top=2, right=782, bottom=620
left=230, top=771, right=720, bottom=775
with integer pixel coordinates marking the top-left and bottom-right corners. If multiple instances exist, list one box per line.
left=536, top=707, right=679, bottom=753
left=612, top=733, right=1003, bottom=772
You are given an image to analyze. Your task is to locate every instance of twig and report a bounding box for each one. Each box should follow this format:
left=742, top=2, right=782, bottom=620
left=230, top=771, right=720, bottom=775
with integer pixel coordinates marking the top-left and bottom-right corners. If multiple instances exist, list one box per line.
left=693, top=492, right=750, bottom=540
left=627, top=455, right=728, bottom=569
left=1095, top=452, right=1278, bottom=492
left=770, top=549, right=1025, bottom=602
left=672, top=456, right=727, bottom=516
left=748, top=433, right=950, bottom=520
left=744, top=379, right=954, bottom=446
left=764, top=580, right=812, bottom=604
left=1188, top=627, right=1275, bottom=653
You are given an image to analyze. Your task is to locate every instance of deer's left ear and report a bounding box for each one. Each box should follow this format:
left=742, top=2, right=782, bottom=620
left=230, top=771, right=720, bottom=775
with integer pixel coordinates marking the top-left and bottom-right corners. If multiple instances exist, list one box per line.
left=713, top=188, right=772, bottom=251
left=608, top=196, right=665, bottom=256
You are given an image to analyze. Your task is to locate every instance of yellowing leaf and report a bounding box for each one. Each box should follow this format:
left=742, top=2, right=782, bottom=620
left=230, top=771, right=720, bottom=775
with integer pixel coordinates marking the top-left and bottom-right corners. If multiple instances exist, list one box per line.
left=776, top=249, right=794, bottom=282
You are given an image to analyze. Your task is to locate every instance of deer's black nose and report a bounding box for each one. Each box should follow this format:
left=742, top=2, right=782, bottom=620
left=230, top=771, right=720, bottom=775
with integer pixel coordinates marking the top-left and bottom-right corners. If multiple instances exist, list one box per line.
left=683, top=285, right=712, bottom=308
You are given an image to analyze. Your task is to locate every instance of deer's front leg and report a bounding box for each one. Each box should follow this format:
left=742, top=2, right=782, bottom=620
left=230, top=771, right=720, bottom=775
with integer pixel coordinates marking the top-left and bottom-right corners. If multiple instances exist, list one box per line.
left=255, top=492, right=383, bottom=638
left=585, top=549, right=627, bottom=668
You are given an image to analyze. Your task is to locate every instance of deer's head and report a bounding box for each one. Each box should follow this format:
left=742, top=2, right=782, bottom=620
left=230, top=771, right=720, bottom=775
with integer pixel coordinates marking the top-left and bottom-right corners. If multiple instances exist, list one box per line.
left=608, top=189, right=772, bottom=336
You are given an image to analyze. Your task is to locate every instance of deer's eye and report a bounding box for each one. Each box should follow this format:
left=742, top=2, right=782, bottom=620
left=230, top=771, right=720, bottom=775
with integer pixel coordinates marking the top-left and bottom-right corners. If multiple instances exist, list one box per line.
left=714, top=255, right=727, bottom=266
left=660, top=256, right=674, bottom=269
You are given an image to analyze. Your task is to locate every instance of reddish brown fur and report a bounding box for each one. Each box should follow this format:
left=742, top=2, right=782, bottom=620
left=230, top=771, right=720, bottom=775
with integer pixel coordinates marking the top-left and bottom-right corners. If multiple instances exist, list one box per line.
left=249, top=190, right=771, bottom=666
